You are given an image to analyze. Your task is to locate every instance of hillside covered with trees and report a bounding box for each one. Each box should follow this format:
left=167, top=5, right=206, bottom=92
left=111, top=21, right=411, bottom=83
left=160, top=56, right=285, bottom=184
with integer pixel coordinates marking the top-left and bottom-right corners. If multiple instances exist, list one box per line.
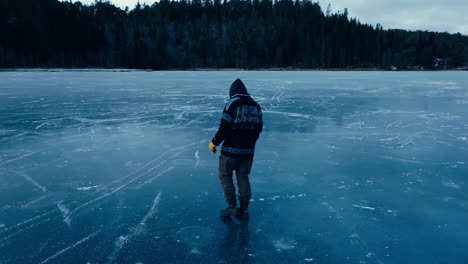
left=1, top=0, right=467, bottom=69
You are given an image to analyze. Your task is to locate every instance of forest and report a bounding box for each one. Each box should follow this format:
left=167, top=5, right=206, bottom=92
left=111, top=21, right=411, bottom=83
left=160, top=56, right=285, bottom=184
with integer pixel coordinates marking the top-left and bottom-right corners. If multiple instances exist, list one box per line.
left=1, top=0, right=467, bottom=69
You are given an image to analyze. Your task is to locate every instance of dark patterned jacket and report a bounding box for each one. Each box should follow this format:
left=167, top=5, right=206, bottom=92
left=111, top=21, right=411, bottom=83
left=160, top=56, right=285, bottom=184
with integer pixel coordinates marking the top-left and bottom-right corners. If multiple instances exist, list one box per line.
left=212, top=79, right=263, bottom=159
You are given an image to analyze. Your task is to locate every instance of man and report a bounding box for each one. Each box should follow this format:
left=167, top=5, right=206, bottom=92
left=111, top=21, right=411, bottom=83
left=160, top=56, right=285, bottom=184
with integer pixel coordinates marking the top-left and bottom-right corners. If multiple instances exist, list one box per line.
left=209, top=78, right=263, bottom=218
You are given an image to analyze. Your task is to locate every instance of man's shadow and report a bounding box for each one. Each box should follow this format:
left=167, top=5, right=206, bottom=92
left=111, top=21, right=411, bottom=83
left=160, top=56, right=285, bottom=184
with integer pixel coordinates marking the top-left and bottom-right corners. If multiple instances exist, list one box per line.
left=218, top=217, right=252, bottom=264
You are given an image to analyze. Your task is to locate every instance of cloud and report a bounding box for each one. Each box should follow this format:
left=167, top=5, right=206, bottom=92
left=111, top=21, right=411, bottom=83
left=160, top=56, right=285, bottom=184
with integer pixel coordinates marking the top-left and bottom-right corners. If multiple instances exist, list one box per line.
left=320, top=0, right=468, bottom=35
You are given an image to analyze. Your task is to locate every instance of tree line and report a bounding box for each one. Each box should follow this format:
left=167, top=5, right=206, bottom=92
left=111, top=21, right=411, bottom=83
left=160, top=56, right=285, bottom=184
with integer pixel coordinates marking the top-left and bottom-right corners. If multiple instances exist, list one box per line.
left=1, top=0, right=467, bottom=69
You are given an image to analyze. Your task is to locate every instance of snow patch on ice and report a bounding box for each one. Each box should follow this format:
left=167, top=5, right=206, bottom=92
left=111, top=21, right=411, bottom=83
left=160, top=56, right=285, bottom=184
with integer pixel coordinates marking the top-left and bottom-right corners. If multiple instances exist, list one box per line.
left=257, top=194, right=307, bottom=202
left=176, top=226, right=215, bottom=249
left=441, top=180, right=461, bottom=189
left=273, top=239, right=296, bottom=250
left=194, top=151, right=200, bottom=167
left=72, top=148, right=92, bottom=153
left=76, top=185, right=99, bottom=191
left=190, top=248, right=201, bottom=255
left=421, top=81, right=458, bottom=87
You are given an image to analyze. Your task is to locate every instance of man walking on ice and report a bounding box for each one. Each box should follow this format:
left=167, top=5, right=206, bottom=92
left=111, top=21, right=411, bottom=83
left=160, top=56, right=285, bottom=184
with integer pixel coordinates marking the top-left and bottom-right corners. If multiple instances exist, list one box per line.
left=209, top=78, right=263, bottom=219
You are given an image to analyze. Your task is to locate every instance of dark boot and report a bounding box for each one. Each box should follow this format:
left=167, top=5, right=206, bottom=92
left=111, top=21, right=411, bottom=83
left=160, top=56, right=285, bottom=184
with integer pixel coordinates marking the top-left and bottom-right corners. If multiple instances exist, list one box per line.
left=236, top=199, right=250, bottom=219
left=220, top=198, right=238, bottom=218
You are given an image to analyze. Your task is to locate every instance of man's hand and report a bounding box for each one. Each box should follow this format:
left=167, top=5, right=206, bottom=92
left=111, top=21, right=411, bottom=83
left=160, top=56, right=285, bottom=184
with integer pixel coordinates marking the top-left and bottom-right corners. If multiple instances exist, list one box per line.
left=208, top=142, right=217, bottom=154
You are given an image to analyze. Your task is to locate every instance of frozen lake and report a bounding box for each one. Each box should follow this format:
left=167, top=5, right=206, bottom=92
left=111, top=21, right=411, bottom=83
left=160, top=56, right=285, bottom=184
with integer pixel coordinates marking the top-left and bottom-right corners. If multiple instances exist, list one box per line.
left=0, top=71, right=467, bottom=263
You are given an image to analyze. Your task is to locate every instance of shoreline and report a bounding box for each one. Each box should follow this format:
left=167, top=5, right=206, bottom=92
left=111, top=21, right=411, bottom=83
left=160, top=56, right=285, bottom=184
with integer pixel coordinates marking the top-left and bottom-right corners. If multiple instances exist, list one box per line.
left=0, top=67, right=466, bottom=72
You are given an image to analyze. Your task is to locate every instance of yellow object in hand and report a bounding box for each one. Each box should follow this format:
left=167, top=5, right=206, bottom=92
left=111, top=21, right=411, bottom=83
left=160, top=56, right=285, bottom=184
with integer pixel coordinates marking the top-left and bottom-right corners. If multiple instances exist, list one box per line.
left=208, top=142, right=217, bottom=154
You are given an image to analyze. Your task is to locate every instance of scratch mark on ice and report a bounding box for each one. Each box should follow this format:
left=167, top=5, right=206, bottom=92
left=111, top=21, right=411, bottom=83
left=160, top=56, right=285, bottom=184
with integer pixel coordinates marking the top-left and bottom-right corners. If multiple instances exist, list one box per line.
left=0, top=152, right=36, bottom=166
left=107, top=193, right=162, bottom=263
left=57, top=201, right=71, bottom=227
left=39, top=230, right=101, bottom=264
left=136, top=167, right=174, bottom=189
left=22, top=195, right=48, bottom=208
left=65, top=148, right=183, bottom=224
left=35, top=122, right=48, bottom=130
left=352, top=205, right=375, bottom=211
left=97, top=139, right=206, bottom=192
left=0, top=209, right=57, bottom=234
left=0, top=217, right=54, bottom=248
left=4, top=169, right=47, bottom=193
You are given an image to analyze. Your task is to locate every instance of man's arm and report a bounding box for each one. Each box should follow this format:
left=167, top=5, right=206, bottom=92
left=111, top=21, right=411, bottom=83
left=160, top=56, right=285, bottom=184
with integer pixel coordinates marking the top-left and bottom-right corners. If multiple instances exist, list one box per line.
left=212, top=107, right=235, bottom=146
left=209, top=98, right=238, bottom=154
left=255, top=107, right=263, bottom=140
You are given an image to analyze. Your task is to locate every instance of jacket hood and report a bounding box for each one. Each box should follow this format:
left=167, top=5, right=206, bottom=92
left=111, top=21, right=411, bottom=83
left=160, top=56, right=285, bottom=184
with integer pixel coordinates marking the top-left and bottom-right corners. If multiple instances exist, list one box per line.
left=229, top=79, right=249, bottom=98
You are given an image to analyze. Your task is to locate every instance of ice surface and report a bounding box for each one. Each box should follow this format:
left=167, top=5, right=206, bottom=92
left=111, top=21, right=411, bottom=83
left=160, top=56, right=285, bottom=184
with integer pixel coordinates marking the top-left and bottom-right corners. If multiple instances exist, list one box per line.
left=0, top=71, right=468, bottom=263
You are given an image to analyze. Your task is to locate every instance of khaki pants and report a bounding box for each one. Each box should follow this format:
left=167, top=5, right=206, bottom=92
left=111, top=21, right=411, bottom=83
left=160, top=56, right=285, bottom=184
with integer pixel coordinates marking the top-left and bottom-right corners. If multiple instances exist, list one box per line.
left=218, top=154, right=253, bottom=202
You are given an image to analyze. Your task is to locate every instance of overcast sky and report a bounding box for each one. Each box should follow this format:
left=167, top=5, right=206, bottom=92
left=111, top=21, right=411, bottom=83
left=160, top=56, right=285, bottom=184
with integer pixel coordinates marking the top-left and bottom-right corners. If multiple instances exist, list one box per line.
left=70, top=0, right=468, bottom=35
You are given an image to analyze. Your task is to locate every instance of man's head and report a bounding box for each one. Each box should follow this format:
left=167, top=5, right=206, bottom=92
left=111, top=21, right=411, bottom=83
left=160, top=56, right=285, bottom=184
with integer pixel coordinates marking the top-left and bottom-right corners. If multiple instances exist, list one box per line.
left=229, top=78, right=249, bottom=98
